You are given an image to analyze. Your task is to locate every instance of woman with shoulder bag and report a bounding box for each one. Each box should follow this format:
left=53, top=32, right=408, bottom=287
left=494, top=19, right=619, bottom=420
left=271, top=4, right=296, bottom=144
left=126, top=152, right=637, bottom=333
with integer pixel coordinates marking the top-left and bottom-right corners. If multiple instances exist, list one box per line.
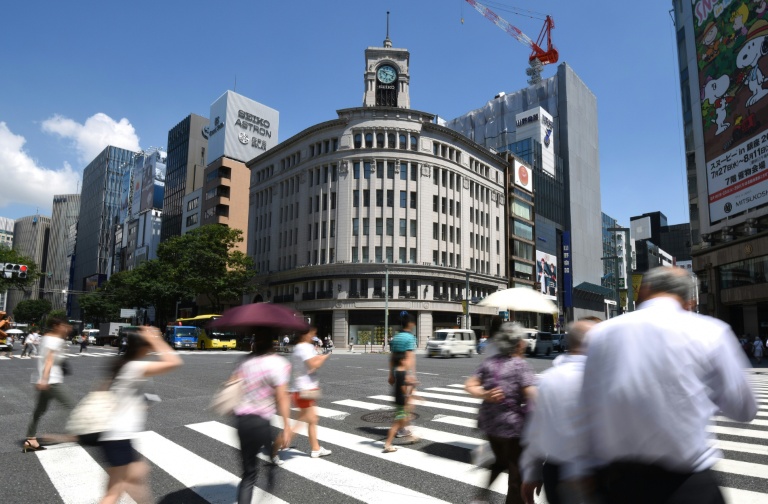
left=230, top=328, right=292, bottom=504
left=282, top=326, right=331, bottom=459
left=465, top=322, right=537, bottom=504
left=98, top=326, right=182, bottom=504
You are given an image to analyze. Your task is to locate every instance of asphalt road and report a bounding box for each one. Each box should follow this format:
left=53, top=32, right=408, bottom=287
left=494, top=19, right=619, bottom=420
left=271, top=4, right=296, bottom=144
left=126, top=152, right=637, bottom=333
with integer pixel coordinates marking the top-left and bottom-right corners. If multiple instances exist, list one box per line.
left=0, top=345, right=766, bottom=504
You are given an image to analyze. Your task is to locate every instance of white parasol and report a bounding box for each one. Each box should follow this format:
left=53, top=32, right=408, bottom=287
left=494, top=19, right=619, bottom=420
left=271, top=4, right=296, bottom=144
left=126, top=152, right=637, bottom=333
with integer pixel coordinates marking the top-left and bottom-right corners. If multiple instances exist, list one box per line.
left=478, top=287, right=558, bottom=314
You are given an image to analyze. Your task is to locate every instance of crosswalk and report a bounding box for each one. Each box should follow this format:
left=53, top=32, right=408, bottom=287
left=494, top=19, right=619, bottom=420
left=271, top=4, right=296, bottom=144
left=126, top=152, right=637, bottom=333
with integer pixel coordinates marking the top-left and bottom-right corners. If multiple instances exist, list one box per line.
left=23, top=370, right=768, bottom=503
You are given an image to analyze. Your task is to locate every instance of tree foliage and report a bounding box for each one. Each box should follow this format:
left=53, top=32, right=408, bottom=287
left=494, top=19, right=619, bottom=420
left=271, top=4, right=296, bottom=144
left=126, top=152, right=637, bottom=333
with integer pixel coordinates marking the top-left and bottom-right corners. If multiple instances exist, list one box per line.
left=157, top=225, right=258, bottom=313
left=13, top=299, right=52, bottom=324
left=0, top=247, right=41, bottom=292
left=46, top=309, right=68, bottom=328
left=78, top=290, right=120, bottom=325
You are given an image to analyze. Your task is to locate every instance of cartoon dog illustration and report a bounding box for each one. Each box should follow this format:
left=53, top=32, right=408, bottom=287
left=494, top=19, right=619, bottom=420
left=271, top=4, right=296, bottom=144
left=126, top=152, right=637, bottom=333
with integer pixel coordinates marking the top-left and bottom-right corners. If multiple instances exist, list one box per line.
left=702, top=75, right=733, bottom=135
left=737, top=20, right=768, bottom=106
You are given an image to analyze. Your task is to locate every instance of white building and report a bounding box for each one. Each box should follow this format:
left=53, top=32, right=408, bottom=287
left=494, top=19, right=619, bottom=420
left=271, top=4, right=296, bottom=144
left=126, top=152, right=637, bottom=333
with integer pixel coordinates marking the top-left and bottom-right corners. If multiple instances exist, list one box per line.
left=245, top=37, right=532, bottom=346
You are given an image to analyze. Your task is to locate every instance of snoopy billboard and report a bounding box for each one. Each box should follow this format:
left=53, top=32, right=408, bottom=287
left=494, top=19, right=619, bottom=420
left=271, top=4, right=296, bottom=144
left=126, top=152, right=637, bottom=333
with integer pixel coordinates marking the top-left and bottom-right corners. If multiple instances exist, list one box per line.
left=695, top=1, right=768, bottom=222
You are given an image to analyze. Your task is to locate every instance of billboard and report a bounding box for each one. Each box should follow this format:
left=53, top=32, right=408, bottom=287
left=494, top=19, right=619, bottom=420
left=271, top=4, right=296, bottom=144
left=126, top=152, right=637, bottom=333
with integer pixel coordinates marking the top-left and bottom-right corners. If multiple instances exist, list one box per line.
left=695, top=3, right=768, bottom=222
left=514, top=161, right=532, bottom=192
left=515, top=106, right=555, bottom=176
left=562, top=231, right=573, bottom=307
left=205, top=90, right=279, bottom=165
left=536, top=250, right=558, bottom=300
left=139, top=151, right=166, bottom=213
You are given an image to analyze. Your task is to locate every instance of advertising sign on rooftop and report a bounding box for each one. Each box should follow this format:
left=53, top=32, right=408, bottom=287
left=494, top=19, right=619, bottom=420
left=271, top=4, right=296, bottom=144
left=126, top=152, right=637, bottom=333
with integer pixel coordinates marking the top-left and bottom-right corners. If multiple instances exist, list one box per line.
left=205, top=91, right=279, bottom=165
left=695, top=2, right=768, bottom=223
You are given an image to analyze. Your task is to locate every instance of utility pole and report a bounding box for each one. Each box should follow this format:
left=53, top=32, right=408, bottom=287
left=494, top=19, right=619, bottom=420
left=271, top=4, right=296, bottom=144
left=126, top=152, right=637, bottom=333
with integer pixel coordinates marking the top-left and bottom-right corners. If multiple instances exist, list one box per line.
left=384, top=266, right=389, bottom=351
left=464, top=270, right=470, bottom=329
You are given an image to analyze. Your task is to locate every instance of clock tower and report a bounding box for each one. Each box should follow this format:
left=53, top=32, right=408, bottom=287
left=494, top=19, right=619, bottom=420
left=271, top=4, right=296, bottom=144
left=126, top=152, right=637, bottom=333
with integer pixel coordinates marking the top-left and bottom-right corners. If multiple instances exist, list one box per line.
left=363, top=14, right=410, bottom=108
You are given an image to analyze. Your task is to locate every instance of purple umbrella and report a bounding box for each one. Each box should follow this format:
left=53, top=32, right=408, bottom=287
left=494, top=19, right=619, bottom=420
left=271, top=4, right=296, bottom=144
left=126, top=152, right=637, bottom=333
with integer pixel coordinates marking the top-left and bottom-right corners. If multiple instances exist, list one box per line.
left=210, top=303, right=309, bottom=333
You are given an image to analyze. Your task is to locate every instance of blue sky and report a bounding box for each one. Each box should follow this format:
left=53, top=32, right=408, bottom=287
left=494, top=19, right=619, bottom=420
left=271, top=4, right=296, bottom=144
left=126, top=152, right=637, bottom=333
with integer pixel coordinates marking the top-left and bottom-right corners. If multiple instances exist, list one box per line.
left=0, top=0, right=687, bottom=228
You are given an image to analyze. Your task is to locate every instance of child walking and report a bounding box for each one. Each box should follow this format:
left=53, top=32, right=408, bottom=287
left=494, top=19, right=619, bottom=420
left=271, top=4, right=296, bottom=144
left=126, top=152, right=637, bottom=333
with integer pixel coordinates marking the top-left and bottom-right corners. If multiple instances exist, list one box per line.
left=383, top=353, right=417, bottom=452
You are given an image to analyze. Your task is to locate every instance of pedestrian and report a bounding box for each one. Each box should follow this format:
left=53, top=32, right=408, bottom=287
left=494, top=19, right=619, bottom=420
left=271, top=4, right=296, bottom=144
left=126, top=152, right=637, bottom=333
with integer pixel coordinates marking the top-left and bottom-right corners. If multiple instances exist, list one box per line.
left=382, top=351, right=418, bottom=452
left=754, top=336, right=765, bottom=365
left=282, top=326, right=332, bottom=460
left=282, top=334, right=290, bottom=352
left=98, top=326, right=183, bottom=504
left=389, top=314, right=418, bottom=438
left=326, top=337, right=334, bottom=354
left=465, top=322, right=536, bottom=504
left=574, top=267, right=756, bottom=504
left=322, top=336, right=329, bottom=354
left=23, top=317, right=76, bottom=452
left=311, top=334, right=321, bottom=354
left=20, top=332, right=33, bottom=358
left=349, top=337, right=354, bottom=352
left=118, top=335, right=128, bottom=356
left=520, top=320, right=597, bottom=504
left=4, top=333, right=15, bottom=358
left=80, top=333, right=89, bottom=354
left=228, top=327, right=291, bottom=504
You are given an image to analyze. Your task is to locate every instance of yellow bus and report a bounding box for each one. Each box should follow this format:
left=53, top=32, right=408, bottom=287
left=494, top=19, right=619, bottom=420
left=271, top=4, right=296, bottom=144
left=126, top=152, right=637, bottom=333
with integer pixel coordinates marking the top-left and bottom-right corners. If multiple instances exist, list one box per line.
left=175, top=315, right=238, bottom=350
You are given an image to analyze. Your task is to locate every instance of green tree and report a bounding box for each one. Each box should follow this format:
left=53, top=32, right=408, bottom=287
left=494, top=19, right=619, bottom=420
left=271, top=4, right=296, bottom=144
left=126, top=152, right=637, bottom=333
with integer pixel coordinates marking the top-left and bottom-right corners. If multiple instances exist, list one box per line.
left=13, top=299, right=52, bottom=324
left=0, top=247, right=41, bottom=293
left=77, top=290, right=120, bottom=326
left=158, top=225, right=258, bottom=313
left=45, top=309, right=68, bottom=328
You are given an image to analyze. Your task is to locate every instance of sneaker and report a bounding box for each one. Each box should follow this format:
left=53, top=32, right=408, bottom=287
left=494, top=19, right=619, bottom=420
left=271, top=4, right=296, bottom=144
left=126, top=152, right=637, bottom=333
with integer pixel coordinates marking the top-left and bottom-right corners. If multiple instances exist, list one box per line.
left=310, top=447, right=332, bottom=458
left=395, top=428, right=412, bottom=438
left=271, top=455, right=284, bottom=466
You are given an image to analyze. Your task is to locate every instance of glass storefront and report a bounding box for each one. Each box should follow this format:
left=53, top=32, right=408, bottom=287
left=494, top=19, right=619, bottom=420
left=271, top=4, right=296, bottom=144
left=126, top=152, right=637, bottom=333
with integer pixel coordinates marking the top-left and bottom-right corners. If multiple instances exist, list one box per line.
left=720, top=255, right=768, bottom=290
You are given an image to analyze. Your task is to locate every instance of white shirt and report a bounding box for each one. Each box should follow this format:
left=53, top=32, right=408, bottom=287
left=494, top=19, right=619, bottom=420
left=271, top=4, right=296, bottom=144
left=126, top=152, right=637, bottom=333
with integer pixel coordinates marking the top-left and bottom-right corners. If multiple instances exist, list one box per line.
left=36, top=336, right=66, bottom=384
left=291, top=342, right=319, bottom=392
left=521, top=354, right=587, bottom=481
left=574, top=297, right=757, bottom=476
left=102, top=361, right=150, bottom=441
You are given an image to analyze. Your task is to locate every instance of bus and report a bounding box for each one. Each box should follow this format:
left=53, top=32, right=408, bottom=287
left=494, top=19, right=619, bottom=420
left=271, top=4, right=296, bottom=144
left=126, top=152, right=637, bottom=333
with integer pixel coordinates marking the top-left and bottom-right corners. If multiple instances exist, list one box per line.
left=164, top=325, right=199, bottom=350
left=175, top=315, right=238, bottom=350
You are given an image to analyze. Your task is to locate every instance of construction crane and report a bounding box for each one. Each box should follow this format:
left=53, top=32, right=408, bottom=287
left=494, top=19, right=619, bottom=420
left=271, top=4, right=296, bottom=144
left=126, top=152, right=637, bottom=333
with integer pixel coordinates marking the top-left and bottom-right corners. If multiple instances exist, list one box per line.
left=464, top=0, right=558, bottom=85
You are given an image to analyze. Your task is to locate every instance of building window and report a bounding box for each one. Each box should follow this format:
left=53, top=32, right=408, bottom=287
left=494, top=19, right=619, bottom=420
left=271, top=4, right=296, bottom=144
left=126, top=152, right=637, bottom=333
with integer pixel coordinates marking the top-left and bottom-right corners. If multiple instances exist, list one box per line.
left=388, top=133, right=396, bottom=148
left=410, top=219, right=417, bottom=237
left=387, top=162, right=395, bottom=179
left=354, top=134, right=362, bottom=148
left=441, top=224, right=447, bottom=241
left=386, top=247, right=394, bottom=263
left=365, top=133, right=373, bottom=148
left=352, top=248, right=359, bottom=263
left=377, top=161, right=384, bottom=179
left=377, top=133, right=384, bottom=148
left=185, top=214, right=198, bottom=227
left=375, top=247, right=383, bottom=262
left=353, top=218, right=359, bottom=236
left=513, top=240, right=534, bottom=260
left=376, top=218, right=383, bottom=235
left=433, top=195, right=438, bottom=212
left=512, top=199, right=532, bottom=220
left=353, top=190, right=360, bottom=207
left=400, top=191, right=407, bottom=208
left=376, top=190, right=383, bottom=207
left=399, top=218, right=407, bottom=236
left=187, top=197, right=199, bottom=211
left=399, top=134, right=407, bottom=149
left=441, top=197, right=447, bottom=214
left=513, top=220, right=533, bottom=241
left=433, top=223, right=438, bottom=240
left=363, top=189, right=370, bottom=207
left=363, top=218, right=369, bottom=235
left=400, top=163, right=408, bottom=180
left=410, top=191, right=417, bottom=209
left=410, top=248, right=417, bottom=263
left=514, top=262, right=534, bottom=281
left=364, top=161, right=372, bottom=179
left=387, top=190, right=394, bottom=207
left=411, top=135, right=418, bottom=151
left=399, top=247, right=406, bottom=263
left=354, top=162, right=360, bottom=179
left=362, top=246, right=369, bottom=262
left=386, top=218, right=394, bottom=236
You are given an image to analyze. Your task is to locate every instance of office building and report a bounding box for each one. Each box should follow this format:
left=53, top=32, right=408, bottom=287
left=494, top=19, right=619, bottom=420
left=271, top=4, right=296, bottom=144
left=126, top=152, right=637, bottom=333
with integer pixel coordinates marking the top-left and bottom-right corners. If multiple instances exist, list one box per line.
left=629, top=211, right=691, bottom=269
left=245, top=36, right=525, bottom=345
left=7, top=215, right=51, bottom=315
left=445, top=63, right=608, bottom=321
left=47, top=194, right=80, bottom=312
left=200, top=91, right=279, bottom=252
left=71, top=146, right=139, bottom=317
left=0, top=217, right=14, bottom=312
left=673, top=0, right=768, bottom=336
left=161, top=114, right=209, bottom=241
left=601, top=212, right=629, bottom=315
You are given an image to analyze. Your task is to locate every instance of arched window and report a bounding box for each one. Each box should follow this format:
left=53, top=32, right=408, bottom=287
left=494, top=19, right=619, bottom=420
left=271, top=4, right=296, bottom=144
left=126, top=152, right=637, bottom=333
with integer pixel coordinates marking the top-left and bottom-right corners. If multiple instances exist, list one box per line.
left=399, top=134, right=407, bottom=149
left=388, top=133, right=396, bottom=148
left=354, top=133, right=362, bottom=149
left=376, top=133, right=384, bottom=148
left=365, top=133, right=373, bottom=148
left=410, top=135, right=418, bottom=151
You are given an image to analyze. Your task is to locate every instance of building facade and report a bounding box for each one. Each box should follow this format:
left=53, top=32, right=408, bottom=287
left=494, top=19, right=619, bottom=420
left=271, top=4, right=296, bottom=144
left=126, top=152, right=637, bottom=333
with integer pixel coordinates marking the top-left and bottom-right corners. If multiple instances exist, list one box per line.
left=674, top=0, right=768, bottom=336
left=201, top=91, right=280, bottom=253
left=72, top=146, right=139, bottom=317
left=161, top=114, right=209, bottom=241
left=7, top=215, right=51, bottom=315
left=47, top=194, right=80, bottom=312
left=601, top=212, right=629, bottom=315
left=0, top=217, right=14, bottom=311
left=444, top=62, right=607, bottom=322
left=245, top=38, right=520, bottom=346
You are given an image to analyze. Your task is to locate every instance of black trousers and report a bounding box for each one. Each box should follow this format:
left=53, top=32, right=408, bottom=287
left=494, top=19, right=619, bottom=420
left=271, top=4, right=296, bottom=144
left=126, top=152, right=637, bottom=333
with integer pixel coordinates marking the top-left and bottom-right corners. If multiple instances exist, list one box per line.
left=235, top=414, right=274, bottom=504
left=597, top=462, right=725, bottom=504
left=483, top=435, right=524, bottom=504
left=542, top=462, right=562, bottom=504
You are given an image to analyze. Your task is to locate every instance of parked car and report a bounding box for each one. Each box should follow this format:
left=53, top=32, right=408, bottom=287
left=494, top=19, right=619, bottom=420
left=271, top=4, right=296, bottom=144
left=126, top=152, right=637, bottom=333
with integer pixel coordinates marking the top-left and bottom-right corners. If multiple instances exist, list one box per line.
left=426, top=329, right=477, bottom=358
left=551, top=333, right=565, bottom=352
left=523, top=329, right=554, bottom=356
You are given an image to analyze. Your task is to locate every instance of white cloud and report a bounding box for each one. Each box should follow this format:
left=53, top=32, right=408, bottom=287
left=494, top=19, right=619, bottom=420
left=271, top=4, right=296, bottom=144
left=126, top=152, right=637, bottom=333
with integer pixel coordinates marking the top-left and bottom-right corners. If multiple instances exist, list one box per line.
left=42, top=112, right=141, bottom=163
left=0, top=122, right=80, bottom=212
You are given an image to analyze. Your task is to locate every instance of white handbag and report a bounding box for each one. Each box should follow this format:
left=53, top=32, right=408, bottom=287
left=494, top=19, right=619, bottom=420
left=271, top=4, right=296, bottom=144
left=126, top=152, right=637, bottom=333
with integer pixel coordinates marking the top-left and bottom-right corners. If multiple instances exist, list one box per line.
left=471, top=441, right=495, bottom=468
left=210, top=379, right=243, bottom=416
left=65, top=390, right=118, bottom=442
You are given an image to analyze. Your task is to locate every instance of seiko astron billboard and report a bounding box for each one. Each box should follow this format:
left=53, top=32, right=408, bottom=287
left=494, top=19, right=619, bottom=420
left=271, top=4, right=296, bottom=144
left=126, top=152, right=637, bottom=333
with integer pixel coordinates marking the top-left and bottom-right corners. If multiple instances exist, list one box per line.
left=204, top=90, right=279, bottom=165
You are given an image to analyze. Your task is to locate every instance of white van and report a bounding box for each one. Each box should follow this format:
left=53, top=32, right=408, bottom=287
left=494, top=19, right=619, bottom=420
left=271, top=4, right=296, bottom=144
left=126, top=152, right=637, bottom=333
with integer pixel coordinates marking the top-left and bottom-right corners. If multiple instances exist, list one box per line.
left=426, top=329, right=477, bottom=358
left=522, top=328, right=554, bottom=356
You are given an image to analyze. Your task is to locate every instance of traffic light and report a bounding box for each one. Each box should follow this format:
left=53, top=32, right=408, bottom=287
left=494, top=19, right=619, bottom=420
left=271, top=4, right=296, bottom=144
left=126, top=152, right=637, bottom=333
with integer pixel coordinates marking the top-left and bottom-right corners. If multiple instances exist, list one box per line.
left=1, top=263, right=29, bottom=279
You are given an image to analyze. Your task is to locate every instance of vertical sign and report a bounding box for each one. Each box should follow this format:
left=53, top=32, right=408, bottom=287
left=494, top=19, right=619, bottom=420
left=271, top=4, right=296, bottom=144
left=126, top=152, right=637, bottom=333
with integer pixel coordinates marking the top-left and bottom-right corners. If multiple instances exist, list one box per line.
left=562, top=231, right=573, bottom=308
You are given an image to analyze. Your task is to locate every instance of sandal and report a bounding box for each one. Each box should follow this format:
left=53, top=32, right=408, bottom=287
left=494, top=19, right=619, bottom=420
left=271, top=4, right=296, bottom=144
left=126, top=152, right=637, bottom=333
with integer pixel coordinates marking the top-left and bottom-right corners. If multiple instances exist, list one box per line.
left=22, top=440, right=46, bottom=453
left=382, top=445, right=398, bottom=453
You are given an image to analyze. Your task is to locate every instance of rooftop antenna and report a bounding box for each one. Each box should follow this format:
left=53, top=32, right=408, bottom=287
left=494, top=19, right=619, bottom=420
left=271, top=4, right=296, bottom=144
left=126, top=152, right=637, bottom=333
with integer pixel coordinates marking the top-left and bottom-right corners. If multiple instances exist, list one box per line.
left=384, top=11, right=392, bottom=47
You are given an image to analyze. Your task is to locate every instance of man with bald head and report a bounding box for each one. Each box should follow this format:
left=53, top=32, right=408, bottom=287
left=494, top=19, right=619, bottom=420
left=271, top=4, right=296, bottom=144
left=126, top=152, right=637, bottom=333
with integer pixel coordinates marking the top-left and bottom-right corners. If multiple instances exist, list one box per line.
left=574, top=266, right=756, bottom=504
left=520, top=319, right=596, bottom=504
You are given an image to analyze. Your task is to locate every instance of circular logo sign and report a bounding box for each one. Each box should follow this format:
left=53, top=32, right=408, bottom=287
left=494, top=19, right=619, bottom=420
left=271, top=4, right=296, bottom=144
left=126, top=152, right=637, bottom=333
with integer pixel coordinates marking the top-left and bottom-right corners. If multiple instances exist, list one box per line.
left=518, top=166, right=529, bottom=187
left=724, top=202, right=733, bottom=214
left=238, top=132, right=250, bottom=145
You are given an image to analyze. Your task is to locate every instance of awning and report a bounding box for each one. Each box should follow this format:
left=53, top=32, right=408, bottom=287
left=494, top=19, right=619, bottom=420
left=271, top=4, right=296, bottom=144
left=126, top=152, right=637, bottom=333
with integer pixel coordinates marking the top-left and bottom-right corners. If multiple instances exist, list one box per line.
left=574, top=282, right=614, bottom=299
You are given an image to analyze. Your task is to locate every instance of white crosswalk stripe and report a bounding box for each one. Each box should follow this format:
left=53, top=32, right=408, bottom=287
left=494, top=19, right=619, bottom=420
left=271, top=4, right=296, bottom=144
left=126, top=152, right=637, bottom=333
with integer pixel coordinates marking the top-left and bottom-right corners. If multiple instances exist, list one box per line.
left=29, top=375, right=768, bottom=504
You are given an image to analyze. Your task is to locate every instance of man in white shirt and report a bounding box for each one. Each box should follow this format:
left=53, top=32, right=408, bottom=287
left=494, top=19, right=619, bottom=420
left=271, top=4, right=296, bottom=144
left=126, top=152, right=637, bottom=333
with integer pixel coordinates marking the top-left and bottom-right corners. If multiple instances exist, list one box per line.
left=520, top=319, right=596, bottom=504
left=574, top=267, right=756, bottom=504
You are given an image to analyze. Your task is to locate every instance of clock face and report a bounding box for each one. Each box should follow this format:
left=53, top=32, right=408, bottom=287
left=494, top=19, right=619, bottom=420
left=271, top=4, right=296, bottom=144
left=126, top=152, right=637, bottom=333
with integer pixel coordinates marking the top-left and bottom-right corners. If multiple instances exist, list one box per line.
left=377, top=65, right=397, bottom=84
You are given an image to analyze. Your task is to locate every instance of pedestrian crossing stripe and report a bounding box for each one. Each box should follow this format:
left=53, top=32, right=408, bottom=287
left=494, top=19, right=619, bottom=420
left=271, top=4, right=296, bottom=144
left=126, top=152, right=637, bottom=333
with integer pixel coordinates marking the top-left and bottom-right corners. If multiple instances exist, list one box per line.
left=29, top=375, right=768, bottom=504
